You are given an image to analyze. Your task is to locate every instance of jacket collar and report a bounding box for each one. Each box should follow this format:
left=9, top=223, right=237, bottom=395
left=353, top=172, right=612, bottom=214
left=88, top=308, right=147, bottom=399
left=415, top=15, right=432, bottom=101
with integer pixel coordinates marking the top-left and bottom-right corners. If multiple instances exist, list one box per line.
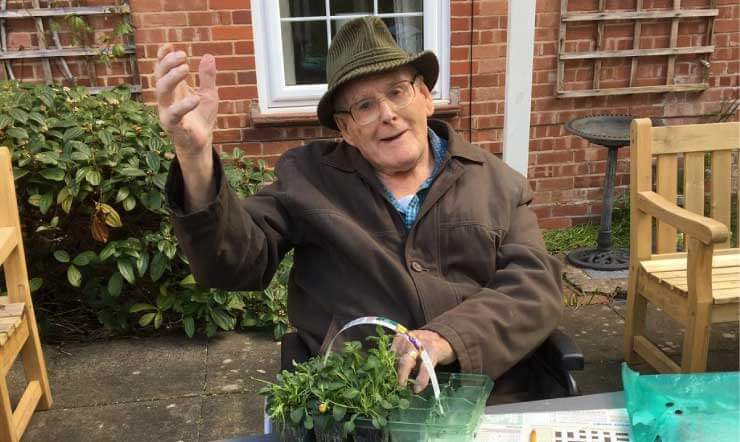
left=321, top=119, right=485, bottom=173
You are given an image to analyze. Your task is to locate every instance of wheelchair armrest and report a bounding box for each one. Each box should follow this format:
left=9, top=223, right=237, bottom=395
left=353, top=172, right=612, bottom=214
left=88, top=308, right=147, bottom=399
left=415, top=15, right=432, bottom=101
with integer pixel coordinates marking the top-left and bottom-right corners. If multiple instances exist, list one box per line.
left=543, top=328, right=585, bottom=372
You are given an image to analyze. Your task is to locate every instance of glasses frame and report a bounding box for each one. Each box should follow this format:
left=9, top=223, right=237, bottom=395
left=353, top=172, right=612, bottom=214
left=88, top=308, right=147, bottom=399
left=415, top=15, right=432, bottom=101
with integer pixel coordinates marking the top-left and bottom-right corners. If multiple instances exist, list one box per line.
left=335, top=74, right=421, bottom=126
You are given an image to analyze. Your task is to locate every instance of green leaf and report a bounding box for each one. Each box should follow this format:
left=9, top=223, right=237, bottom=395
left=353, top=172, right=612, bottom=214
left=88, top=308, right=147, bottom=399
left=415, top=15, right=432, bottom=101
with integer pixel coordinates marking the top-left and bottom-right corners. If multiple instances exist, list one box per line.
left=85, top=169, right=101, bottom=186
left=99, top=243, right=116, bottom=261
left=98, top=130, right=113, bottom=146
left=149, top=252, right=167, bottom=282
left=117, top=259, right=135, bottom=284
left=28, top=194, right=42, bottom=207
left=53, top=249, right=70, bottom=263
left=122, top=195, right=136, bottom=211
left=138, top=312, right=156, bottom=327
left=210, top=308, right=236, bottom=331
left=156, top=290, right=175, bottom=311
left=398, top=398, right=410, bottom=409
left=146, top=189, right=162, bottom=211
left=343, top=389, right=359, bottom=400
left=107, top=272, right=123, bottom=296
left=67, top=264, right=82, bottom=287
left=40, top=168, right=65, bottom=181
left=343, top=421, right=355, bottom=435
left=129, top=303, right=156, bottom=313
left=179, top=273, right=196, bottom=287
left=6, top=127, right=29, bottom=140
left=332, top=405, right=346, bottom=422
left=115, top=187, right=130, bottom=203
left=9, top=108, right=28, bottom=124
left=72, top=251, right=96, bottom=266
left=119, top=167, right=146, bottom=177
left=0, top=114, right=13, bottom=129
left=29, top=277, right=44, bottom=292
left=136, top=251, right=149, bottom=277
left=290, top=408, right=303, bottom=425
left=63, top=126, right=86, bottom=141
left=183, top=316, right=195, bottom=338
left=36, top=152, right=60, bottom=165
left=154, top=312, right=163, bottom=329
left=146, top=152, right=160, bottom=172
left=39, top=192, right=53, bottom=214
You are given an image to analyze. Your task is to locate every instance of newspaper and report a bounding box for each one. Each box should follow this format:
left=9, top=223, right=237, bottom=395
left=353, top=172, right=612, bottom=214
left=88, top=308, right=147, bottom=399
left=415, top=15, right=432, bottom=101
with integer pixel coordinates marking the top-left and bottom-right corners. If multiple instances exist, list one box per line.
left=475, top=408, right=632, bottom=442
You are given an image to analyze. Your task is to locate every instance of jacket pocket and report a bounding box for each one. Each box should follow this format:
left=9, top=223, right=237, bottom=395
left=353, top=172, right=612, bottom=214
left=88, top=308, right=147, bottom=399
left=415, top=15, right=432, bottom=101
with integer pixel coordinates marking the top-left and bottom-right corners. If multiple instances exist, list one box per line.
left=439, top=223, right=502, bottom=289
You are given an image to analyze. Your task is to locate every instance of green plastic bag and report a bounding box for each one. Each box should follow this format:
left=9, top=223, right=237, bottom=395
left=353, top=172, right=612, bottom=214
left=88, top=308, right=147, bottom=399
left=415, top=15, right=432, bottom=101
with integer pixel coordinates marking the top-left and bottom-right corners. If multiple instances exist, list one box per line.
left=622, top=363, right=740, bottom=442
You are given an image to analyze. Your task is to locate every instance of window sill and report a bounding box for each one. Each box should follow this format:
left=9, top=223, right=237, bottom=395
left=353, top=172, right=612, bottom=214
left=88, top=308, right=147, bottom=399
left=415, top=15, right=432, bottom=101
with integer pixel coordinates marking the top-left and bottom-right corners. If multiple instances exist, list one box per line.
left=251, top=103, right=462, bottom=128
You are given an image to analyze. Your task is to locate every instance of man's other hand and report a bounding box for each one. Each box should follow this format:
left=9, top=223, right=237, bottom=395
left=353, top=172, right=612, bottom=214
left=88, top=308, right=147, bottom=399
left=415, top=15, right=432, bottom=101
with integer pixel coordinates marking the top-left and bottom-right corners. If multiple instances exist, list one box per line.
left=154, top=45, right=219, bottom=162
left=391, top=330, right=456, bottom=394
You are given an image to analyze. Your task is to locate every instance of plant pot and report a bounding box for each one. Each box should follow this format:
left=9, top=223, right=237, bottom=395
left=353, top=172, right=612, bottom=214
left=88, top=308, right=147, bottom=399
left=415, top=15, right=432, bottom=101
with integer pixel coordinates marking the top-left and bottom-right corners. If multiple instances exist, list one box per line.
left=314, top=422, right=344, bottom=442
left=353, top=426, right=388, bottom=442
left=276, top=422, right=314, bottom=442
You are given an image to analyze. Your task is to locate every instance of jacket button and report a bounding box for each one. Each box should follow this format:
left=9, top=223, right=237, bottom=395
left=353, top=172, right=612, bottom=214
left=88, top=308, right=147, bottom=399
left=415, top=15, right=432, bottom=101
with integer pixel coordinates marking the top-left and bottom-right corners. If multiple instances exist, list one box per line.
left=410, top=261, right=424, bottom=272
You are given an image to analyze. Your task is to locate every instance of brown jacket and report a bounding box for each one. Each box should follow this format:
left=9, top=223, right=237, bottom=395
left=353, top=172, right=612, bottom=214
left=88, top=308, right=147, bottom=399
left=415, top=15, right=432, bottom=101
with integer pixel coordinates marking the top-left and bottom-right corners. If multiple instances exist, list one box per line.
left=166, top=120, right=563, bottom=382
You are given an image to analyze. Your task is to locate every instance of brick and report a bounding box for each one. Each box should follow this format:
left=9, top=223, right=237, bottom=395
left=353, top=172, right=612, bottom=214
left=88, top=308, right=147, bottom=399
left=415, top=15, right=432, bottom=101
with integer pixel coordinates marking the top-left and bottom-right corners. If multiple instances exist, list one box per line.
left=211, top=25, right=253, bottom=41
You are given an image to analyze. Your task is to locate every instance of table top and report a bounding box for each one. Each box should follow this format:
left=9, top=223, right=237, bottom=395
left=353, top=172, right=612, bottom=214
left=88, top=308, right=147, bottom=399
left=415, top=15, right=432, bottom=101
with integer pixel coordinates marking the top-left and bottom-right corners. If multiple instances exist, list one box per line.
left=214, top=391, right=626, bottom=442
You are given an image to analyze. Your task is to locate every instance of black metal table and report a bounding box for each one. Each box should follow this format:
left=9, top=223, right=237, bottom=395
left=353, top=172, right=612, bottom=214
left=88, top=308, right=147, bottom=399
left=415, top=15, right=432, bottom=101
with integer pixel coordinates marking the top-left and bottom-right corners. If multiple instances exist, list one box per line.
left=564, top=115, right=633, bottom=271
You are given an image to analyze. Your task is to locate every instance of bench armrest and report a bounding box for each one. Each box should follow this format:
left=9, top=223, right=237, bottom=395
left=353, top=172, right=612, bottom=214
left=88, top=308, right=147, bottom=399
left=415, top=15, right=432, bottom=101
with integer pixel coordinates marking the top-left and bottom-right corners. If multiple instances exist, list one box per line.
left=637, top=191, right=729, bottom=245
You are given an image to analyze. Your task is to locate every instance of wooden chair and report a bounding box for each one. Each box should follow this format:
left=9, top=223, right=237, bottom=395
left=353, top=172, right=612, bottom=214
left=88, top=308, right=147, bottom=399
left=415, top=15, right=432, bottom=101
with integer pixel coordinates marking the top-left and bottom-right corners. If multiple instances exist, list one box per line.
left=624, top=119, right=740, bottom=373
left=0, top=147, right=53, bottom=441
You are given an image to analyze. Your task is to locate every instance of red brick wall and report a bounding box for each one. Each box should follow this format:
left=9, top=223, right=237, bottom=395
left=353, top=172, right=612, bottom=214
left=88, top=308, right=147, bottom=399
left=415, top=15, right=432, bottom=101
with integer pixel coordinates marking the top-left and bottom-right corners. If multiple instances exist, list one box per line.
left=4, top=0, right=738, bottom=229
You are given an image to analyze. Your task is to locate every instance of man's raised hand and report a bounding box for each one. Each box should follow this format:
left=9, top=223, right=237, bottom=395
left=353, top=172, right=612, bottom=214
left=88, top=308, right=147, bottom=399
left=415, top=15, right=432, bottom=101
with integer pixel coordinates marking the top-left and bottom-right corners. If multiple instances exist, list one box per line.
left=154, top=45, right=219, bottom=162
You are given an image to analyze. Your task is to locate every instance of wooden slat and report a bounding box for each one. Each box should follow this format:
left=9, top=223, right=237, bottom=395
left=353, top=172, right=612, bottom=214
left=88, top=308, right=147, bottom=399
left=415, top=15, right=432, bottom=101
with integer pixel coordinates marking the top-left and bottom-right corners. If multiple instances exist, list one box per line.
left=0, top=0, right=14, bottom=81
left=0, top=227, right=16, bottom=265
left=562, top=8, right=719, bottom=22
left=0, top=45, right=136, bottom=60
left=638, top=271, right=689, bottom=323
left=713, top=288, right=740, bottom=304
left=557, top=0, right=568, bottom=95
left=703, top=0, right=717, bottom=84
left=652, top=248, right=739, bottom=260
left=0, top=319, right=27, bottom=377
left=710, top=150, right=732, bottom=248
left=712, top=302, right=740, bottom=323
left=592, top=0, right=606, bottom=90
left=684, top=152, right=706, bottom=221
left=673, top=280, right=740, bottom=291
left=666, top=273, right=739, bottom=285
left=0, top=5, right=129, bottom=19
left=633, top=335, right=681, bottom=373
left=655, top=154, right=678, bottom=252
left=560, top=45, right=714, bottom=61
left=652, top=122, right=740, bottom=154
left=637, top=191, right=727, bottom=245
left=655, top=265, right=740, bottom=279
left=0, top=303, right=23, bottom=319
left=557, top=83, right=708, bottom=98
left=30, top=0, right=52, bottom=84
left=642, top=251, right=740, bottom=273
left=666, top=0, right=681, bottom=86
left=88, top=84, right=142, bottom=95
left=12, top=380, right=40, bottom=438
left=629, top=0, right=643, bottom=87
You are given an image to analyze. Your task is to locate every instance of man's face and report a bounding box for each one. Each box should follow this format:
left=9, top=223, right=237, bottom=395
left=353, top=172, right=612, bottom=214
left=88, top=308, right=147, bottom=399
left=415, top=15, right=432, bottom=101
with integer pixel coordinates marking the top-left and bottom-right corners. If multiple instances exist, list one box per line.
left=334, top=67, right=434, bottom=175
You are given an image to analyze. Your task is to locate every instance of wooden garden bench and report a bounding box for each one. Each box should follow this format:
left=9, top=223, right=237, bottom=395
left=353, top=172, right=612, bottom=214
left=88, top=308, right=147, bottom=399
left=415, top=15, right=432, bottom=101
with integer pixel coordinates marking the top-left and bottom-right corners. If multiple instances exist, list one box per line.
left=0, top=147, right=53, bottom=441
left=624, top=118, right=739, bottom=373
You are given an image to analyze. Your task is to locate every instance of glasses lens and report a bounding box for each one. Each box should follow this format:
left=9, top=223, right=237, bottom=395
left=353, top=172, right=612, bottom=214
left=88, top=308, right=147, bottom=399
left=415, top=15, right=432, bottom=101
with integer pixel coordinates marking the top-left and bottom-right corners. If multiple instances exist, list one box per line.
left=351, top=99, right=379, bottom=125
left=350, top=79, right=416, bottom=125
left=387, top=81, right=414, bottom=108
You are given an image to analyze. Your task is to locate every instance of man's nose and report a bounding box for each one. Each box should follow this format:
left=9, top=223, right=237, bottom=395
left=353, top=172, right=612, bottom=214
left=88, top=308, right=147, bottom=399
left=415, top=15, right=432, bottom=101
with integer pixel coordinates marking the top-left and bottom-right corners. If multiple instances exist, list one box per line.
left=377, top=99, right=398, bottom=123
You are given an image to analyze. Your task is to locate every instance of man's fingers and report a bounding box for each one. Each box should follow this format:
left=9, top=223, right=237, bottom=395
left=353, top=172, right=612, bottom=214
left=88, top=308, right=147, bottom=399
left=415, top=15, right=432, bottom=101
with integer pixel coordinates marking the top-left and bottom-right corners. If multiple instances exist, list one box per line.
left=156, top=64, right=190, bottom=107
left=154, top=50, right=187, bottom=81
left=414, top=364, right=431, bottom=394
left=396, top=350, right=419, bottom=387
left=198, top=54, right=217, bottom=94
left=157, top=44, right=174, bottom=62
left=164, top=95, right=201, bottom=128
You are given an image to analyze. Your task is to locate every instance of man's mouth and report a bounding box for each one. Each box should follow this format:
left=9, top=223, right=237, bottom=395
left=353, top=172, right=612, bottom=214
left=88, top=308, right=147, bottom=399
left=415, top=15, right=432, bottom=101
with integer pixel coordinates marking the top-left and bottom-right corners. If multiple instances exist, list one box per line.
left=379, top=130, right=406, bottom=142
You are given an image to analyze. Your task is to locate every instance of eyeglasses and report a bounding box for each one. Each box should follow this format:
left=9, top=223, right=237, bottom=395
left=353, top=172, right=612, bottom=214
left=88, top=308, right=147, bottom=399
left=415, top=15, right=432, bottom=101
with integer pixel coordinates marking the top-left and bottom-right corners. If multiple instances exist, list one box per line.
left=335, top=75, right=420, bottom=126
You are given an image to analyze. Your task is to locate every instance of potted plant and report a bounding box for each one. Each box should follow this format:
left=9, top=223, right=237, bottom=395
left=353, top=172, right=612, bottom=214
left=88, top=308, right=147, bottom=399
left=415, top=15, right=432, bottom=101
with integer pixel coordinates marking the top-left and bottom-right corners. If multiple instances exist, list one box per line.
left=260, top=328, right=411, bottom=441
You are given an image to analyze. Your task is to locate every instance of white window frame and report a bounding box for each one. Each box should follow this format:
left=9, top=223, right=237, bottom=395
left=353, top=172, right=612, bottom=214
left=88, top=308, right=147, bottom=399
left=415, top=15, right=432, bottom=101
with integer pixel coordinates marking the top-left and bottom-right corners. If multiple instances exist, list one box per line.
left=251, top=0, right=450, bottom=114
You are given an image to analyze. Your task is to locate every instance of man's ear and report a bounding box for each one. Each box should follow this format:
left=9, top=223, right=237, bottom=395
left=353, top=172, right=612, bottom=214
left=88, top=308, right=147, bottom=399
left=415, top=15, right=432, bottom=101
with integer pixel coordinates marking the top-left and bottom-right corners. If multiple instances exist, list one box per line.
left=418, top=77, right=435, bottom=117
left=335, top=115, right=357, bottom=146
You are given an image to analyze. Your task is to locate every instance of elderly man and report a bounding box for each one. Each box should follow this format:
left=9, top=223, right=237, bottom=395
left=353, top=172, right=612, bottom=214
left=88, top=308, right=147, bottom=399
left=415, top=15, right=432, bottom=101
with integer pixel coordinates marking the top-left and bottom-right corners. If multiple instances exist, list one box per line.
left=157, top=17, right=563, bottom=400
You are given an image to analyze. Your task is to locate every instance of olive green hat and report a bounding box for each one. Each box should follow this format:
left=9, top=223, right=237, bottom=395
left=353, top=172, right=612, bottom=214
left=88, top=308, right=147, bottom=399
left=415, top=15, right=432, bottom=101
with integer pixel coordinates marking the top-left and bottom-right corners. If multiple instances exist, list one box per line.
left=317, top=16, right=439, bottom=130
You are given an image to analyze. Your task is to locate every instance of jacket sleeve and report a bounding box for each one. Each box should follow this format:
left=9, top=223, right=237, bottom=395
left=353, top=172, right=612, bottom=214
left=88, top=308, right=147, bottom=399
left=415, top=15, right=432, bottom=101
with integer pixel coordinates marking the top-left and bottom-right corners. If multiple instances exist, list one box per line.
left=422, top=179, right=563, bottom=380
left=165, top=151, right=294, bottom=291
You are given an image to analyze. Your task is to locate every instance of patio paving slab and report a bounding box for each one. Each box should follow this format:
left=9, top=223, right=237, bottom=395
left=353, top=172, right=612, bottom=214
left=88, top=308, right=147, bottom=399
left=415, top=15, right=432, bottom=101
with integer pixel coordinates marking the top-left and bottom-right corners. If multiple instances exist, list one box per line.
left=22, top=396, right=201, bottom=442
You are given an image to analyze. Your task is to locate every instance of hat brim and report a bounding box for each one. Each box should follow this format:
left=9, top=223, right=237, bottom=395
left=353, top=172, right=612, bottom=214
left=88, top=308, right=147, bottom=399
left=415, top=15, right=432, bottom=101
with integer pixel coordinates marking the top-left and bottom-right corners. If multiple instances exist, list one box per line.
left=317, top=51, right=439, bottom=131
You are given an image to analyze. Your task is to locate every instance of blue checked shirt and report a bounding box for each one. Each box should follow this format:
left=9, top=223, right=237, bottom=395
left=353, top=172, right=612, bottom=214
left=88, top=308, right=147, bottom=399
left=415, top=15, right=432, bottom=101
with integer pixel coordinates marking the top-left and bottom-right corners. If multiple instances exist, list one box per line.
left=381, top=128, right=448, bottom=230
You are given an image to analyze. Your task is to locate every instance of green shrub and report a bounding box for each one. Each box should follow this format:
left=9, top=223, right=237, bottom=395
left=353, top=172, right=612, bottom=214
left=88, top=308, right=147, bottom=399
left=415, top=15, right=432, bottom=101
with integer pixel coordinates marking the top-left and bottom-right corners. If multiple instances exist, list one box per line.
left=0, top=81, right=289, bottom=339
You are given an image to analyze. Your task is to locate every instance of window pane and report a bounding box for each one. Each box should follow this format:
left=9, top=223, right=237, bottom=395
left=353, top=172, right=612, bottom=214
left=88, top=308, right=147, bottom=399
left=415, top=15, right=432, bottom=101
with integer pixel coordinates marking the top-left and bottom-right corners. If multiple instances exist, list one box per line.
left=330, top=0, right=373, bottom=16
left=378, top=0, right=422, bottom=14
left=281, top=21, right=328, bottom=85
left=382, top=16, right=423, bottom=53
left=280, top=0, right=325, bottom=18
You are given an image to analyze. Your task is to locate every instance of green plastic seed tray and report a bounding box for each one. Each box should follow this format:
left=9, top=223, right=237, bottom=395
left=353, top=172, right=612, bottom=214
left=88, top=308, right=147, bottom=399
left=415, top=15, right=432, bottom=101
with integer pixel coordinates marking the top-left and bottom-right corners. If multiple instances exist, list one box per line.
left=355, top=372, right=494, bottom=442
